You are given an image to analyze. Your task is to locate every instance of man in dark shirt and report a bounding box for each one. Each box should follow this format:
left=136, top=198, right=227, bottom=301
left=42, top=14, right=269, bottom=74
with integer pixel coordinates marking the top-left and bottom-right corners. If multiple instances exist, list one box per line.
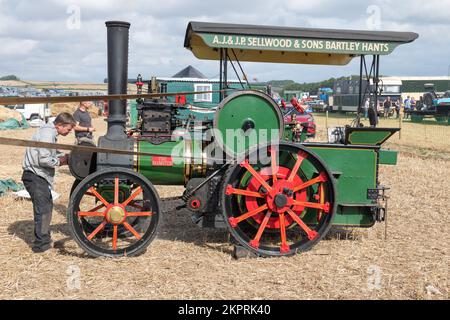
left=383, top=97, right=392, bottom=118
left=73, top=101, right=96, bottom=143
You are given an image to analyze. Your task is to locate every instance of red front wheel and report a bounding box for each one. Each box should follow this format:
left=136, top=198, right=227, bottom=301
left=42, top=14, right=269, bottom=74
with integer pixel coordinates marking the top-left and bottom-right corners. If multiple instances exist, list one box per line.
left=68, top=168, right=161, bottom=257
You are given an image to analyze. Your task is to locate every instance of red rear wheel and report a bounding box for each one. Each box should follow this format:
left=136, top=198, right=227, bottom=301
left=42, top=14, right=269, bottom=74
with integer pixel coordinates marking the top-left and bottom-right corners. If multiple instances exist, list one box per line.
left=221, top=142, right=336, bottom=257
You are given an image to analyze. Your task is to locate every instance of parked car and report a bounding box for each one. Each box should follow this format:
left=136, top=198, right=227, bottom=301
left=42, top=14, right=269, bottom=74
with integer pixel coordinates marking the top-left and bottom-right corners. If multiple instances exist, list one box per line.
left=282, top=106, right=316, bottom=137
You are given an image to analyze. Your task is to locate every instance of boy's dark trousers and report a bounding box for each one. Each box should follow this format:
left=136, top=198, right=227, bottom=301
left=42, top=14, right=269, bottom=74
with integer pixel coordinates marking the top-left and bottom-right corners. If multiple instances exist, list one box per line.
left=21, top=171, right=53, bottom=250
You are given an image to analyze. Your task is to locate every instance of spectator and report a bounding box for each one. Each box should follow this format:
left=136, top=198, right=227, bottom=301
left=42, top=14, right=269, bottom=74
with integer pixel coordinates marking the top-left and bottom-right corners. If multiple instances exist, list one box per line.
left=410, top=97, right=416, bottom=111
left=404, top=96, right=411, bottom=119
left=364, top=98, right=370, bottom=119
left=22, top=113, right=76, bottom=253
left=383, top=96, right=392, bottom=118
left=73, top=101, right=96, bottom=144
left=394, top=99, right=401, bottom=119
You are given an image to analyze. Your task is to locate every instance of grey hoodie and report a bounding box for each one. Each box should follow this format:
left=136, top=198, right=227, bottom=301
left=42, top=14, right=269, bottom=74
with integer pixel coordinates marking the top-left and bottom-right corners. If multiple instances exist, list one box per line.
left=22, top=122, right=61, bottom=186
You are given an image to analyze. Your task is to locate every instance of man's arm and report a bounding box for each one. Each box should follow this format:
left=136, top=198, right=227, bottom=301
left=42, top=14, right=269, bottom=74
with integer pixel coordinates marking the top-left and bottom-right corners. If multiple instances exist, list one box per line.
left=74, top=123, right=94, bottom=133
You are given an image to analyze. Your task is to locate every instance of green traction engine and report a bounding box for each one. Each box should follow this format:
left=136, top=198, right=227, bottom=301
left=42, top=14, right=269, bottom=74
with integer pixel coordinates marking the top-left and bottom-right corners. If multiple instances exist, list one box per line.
left=67, top=21, right=399, bottom=258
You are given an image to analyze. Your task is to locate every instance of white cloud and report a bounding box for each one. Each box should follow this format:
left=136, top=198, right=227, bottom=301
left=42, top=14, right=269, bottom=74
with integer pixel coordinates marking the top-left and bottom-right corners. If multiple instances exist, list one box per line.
left=0, top=38, right=38, bottom=55
left=0, top=0, right=448, bottom=82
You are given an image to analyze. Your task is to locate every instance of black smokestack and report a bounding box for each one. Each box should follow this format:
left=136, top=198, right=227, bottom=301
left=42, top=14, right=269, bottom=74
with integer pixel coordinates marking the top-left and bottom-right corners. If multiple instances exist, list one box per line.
left=105, top=21, right=130, bottom=140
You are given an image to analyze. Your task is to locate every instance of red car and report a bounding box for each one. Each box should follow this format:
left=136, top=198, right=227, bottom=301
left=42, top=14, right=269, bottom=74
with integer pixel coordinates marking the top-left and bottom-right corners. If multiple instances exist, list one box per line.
left=282, top=106, right=316, bottom=137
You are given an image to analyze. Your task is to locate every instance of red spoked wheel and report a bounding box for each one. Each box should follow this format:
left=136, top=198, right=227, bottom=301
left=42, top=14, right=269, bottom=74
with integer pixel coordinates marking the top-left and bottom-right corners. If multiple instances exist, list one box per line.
left=68, top=168, right=161, bottom=257
left=221, top=142, right=336, bottom=257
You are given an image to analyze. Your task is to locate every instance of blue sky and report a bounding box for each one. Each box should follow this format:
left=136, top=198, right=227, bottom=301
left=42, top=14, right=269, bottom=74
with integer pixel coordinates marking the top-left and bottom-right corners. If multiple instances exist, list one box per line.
left=0, top=0, right=449, bottom=83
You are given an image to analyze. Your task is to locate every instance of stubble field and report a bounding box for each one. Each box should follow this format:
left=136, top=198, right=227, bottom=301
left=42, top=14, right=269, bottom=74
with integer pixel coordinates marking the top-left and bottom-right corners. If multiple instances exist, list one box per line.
left=0, top=114, right=448, bottom=300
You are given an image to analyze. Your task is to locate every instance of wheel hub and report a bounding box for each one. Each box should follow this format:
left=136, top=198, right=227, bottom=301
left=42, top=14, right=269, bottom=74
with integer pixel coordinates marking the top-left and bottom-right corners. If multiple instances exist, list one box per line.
left=266, top=180, right=295, bottom=213
left=106, top=205, right=126, bottom=224
left=245, top=166, right=307, bottom=227
left=274, top=194, right=288, bottom=207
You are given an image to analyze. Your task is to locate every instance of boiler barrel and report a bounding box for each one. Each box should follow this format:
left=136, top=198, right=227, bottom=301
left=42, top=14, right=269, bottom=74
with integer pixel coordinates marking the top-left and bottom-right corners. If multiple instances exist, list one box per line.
left=135, top=139, right=205, bottom=185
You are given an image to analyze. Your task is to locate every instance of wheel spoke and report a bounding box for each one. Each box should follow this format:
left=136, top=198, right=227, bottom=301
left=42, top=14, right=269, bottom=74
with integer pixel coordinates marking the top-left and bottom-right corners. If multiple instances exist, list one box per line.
left=126, top=211, right=153, bottom=217
left=228, top=204, right=268, bottom=228
left=123, top=221, right=142, bottom=240
left=270, top=147, right=278, bottom=184
left=114, top=177, right=119, bottom=205
left=249, top=210, right=272, bottom=249
left=87, top=220, right=107, bottom=240
left=292, top=172, right=328, bottom=193
left=112, top=225, right=118, bottom=250
left=78, top=211, right=105, bottom=217
left=279, top=213, right=290, bottom=253
left=225, top=185, right=264, bottom=198
left=287, top=151, right=307, bottom=182
left=88, top=203, right=106, bottom=212
left=88, top=187, right=110, bottom=207
left=240, top=160, right=272, bottom=191
left=317, top=183, right=325, bottom=221
left=122, top=186, right=143, bottom=207
left=292, top=200, right=330, bottom=212
left=127, top=202, right=144, bottom=210
left=287, top=209, right=319, bottom=240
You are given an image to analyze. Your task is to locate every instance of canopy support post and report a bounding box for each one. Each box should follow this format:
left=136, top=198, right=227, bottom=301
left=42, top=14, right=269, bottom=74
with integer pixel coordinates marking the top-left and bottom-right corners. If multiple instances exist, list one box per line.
left=356, top=55, right=364, bottom=126
left=223, top=48, right=228, bottom=98
left=373, top=54, right=380, bottom=127
left=219, top=48, right=223, bottom=101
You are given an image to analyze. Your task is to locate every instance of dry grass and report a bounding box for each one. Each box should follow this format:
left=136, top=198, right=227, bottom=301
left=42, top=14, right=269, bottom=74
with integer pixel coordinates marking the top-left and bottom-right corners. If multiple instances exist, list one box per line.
left=312, top=113, right=450, bottom=157
left=0, top=116, right=448, bottom=300
left=0, top=106, right=22, bottom=122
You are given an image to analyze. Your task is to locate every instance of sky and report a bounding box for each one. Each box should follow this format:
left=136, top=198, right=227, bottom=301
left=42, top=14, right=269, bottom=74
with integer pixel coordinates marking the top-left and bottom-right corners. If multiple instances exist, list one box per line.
left=0, top=0, right=449, bottom=83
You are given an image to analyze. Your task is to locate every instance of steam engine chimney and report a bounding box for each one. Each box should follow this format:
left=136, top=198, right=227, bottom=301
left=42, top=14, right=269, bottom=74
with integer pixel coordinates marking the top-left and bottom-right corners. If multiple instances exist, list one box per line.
left=105, top=21, right=130, bottom=139
left=97, top=21, right=133, bottom=170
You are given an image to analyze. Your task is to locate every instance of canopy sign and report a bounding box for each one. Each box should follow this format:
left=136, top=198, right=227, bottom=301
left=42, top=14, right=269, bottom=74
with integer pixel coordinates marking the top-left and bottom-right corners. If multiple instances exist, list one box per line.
left=200, top=33, right=397, bottom=55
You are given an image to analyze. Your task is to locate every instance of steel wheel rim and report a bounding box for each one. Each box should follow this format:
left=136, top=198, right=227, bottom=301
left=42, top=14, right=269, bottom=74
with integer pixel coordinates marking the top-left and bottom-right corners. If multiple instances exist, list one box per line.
left=68, top=169, right=161, bottom=257
left=222, top=143, right=336, bottom=256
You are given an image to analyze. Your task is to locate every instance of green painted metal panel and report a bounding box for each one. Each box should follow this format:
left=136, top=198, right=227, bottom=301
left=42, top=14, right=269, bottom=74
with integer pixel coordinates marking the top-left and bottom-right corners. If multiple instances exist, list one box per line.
left=347, top=130, right=392, bottom=145
left=215, top=93, right=283, bottom=155
left=379, top=149, right=398, bottom=165
left=129, top=100, right=138, bottom=128
left=302, top=146, right=378, bottom=226
left=137, top=140, right=186, bottom=185
left=333, top=206, right=375, bottom=227
left=305, top=146, right=377, bottom=205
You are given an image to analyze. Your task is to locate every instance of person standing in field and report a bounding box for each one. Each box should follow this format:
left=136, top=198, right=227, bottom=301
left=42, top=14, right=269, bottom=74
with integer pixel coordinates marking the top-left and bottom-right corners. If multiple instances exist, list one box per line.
left=22, top=113, right=76, bottom=253
left=394, top=99, right=401, bottom=119
left=410, top=97, right=416, bottom=111
left=364, top=98, right=370, bottom=119
left=73, top=101, right=96, bottom=144
left=404, top=96, right=411, bottom=119
left=383, top=96, right=392, bottom=118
